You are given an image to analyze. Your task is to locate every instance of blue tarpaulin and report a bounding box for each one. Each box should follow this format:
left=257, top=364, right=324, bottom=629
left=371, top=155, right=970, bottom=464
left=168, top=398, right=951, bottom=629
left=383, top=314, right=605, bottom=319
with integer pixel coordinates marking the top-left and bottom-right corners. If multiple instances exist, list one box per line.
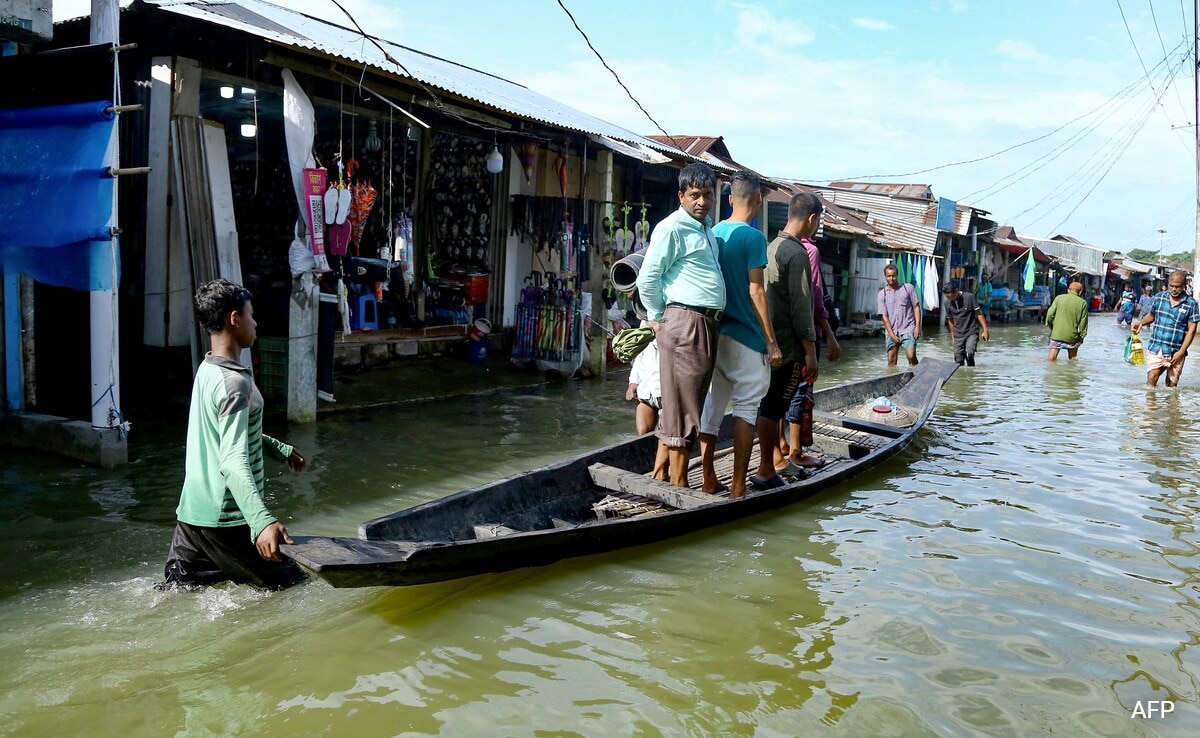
left=0, top=100, right=118, bottom=290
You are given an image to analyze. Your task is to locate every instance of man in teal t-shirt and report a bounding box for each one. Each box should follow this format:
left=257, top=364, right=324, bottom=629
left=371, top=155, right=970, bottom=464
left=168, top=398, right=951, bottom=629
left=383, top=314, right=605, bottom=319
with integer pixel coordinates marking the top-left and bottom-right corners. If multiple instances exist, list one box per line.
left=160, top=279, right=309, bottom=590
left=698, top=172, right=781, bottom=498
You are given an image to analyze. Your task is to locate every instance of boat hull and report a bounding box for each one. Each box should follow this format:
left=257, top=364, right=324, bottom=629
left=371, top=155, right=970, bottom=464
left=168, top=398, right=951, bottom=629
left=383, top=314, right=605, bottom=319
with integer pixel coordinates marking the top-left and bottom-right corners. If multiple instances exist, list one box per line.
left=283, top=359, right=957, bottom=587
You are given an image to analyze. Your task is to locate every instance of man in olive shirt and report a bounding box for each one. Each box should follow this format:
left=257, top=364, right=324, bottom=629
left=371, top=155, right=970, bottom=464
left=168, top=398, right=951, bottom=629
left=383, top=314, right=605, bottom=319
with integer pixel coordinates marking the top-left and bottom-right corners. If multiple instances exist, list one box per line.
left=751, top=192, right=821, bottom=490
left=1045, top=281, right=1088, bottom=361
left=160, top=279, right=308, bottom=590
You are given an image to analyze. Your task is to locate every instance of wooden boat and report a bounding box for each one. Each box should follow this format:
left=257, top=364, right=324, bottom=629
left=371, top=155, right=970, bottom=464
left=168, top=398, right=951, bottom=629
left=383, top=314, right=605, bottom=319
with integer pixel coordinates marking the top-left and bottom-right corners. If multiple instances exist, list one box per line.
left=282, top=359, right=958, bottom=587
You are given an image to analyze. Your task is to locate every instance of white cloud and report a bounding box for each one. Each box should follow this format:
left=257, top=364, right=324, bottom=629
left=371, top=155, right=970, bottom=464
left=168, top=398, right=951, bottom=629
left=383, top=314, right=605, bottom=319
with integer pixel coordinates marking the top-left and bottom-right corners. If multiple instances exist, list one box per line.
left=734, top=6, right=815, bottom=48
left=995, top=39, right=1044, bottom=62
left=851, top=17, right=896, bottom=32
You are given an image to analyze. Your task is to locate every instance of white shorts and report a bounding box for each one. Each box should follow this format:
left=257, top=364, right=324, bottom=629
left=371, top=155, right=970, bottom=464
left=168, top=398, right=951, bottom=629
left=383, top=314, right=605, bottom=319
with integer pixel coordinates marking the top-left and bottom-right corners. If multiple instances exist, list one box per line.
left=700, top=337, right=770, bottom=435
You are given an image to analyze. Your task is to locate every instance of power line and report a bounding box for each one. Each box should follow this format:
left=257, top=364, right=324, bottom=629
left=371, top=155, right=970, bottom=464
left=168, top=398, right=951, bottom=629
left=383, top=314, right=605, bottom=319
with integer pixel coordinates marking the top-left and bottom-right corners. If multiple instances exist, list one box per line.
left=553, top=0, right=687, bottom=154
left=1148, top=0, right=1193, bottom=121
left=1021, top=52, right=1187, bottom=235
left=840, top=38, right=1185, bottom=182
left=964, top=43, right=1185, bottom=206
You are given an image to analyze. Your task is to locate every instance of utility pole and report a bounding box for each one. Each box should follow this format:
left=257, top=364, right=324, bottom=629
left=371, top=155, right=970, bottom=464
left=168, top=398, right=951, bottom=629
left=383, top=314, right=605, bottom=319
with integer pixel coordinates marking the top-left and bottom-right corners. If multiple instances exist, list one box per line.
left=1193, top=0, right=1199, bottom=294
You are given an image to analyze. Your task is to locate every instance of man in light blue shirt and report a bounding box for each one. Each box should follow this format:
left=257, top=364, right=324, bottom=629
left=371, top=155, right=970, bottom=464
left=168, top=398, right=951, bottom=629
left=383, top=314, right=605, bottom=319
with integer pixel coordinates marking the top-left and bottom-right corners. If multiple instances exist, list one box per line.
left=636, top=163, right=726, bottom=487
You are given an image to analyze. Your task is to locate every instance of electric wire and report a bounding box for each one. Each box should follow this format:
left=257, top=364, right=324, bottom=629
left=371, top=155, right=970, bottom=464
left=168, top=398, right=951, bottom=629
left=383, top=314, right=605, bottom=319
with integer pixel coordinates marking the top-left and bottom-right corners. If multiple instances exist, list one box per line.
left=963, top=44, right=1185, bottom=207
left=552, top=0, right=687, bottom=154
left=841, top=36, right=1187, bottom=182
left=1021, top=53, right=1186, bottom=235
left=1149, top=0, right=1193, bottom=121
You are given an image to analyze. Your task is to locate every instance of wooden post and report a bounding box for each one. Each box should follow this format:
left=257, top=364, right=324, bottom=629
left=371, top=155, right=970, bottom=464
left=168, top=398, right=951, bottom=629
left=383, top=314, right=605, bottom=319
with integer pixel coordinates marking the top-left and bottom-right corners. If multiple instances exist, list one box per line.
left=589, top=150, right=615, bottom=378
left=88, top=0, right=127, bottom=461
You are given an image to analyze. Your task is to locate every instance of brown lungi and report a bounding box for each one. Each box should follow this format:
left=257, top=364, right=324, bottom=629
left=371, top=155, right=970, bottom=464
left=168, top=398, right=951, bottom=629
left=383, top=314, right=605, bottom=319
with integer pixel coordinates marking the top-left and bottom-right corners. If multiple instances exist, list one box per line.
left=656, top=306, right=719, bottom=448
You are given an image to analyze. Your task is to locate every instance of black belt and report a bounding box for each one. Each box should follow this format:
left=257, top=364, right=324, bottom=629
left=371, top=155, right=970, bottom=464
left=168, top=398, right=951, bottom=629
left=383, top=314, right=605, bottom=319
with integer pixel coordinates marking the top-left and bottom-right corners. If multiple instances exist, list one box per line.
left=667, top=303, right=724, bottom=322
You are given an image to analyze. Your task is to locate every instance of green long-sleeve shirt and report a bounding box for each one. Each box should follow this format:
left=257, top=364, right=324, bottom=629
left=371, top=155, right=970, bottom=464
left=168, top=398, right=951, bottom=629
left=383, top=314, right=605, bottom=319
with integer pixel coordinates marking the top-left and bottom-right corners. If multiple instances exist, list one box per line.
left=1046, top=293, right=1089, bottom=343
left=176, top=354, right=292, bottom=541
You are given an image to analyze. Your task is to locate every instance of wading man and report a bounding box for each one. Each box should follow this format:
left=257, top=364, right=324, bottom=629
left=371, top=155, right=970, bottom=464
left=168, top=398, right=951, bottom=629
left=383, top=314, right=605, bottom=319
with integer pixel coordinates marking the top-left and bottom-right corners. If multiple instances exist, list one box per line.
left=942, top=280, right=989, bottom=367
left=1045, top=281, right=1088, bottom=361
left=1132, top=270, right=1199, bottom=387
left=160, top=278, right=308, bottom=590
left=878, top=263, right=921, bottom=367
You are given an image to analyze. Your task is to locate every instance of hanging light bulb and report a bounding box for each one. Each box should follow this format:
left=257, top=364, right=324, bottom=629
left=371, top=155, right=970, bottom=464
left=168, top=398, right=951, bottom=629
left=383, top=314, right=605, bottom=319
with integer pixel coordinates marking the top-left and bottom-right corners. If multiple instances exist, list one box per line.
left=240, top=95, right=258, bottom=138
left=485, top=138, right=504, bottom=174
left=365, top=120, right=382, bottom=152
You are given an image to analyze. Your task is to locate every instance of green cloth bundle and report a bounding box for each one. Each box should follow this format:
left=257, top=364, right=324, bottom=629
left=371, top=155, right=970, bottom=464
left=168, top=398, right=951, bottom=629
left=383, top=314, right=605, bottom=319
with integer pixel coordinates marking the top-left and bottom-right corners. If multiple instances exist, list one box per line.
left=613, top=326, right=655, bottom=364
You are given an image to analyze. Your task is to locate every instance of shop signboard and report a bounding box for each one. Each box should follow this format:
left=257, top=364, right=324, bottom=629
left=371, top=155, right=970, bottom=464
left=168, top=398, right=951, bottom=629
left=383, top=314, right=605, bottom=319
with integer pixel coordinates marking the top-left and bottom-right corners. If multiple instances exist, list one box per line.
left=1, top=0, right=53, bottom=43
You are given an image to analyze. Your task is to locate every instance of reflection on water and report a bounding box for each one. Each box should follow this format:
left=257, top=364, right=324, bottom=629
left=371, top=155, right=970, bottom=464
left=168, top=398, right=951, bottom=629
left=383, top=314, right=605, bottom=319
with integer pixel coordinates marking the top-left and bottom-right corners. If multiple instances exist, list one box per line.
left=3, top=320, right=1200, bottom=735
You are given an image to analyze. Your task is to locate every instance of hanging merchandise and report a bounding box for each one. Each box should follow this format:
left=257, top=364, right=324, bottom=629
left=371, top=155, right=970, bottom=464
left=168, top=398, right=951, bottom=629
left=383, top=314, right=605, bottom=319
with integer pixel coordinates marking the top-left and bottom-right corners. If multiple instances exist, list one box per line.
left=429, top=132, right=491, bottom=266
left=326, top=158, right=352, bottom=258
left=302, top=167, right=330, bottom=271
left=348, top=177, right=378, bottom=251
left=517, top=141, right=539, bottom=184
left=395, top=212, right=414, bottom=283
left=559, top=214, right=573, bottom=273
left=617, top=202, right=632, bottom=257
left=633, top=204, right=649, bottom=252
left=554, top=150, right=568, bottom=197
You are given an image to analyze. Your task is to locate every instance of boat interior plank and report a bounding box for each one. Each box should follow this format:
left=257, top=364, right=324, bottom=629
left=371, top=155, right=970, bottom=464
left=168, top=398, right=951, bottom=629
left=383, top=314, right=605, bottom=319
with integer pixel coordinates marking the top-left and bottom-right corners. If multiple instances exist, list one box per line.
left=473, top=524, right=518, bottom=539
left=589, top=463, right=719, bottom=510
left=812, top=409, right=907, bottom=438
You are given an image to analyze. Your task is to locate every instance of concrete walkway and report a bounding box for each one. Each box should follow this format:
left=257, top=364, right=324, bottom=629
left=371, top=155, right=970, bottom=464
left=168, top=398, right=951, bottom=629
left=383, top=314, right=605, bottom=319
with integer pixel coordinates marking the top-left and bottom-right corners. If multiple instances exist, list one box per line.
left=316, top=348, right=607, bottom=415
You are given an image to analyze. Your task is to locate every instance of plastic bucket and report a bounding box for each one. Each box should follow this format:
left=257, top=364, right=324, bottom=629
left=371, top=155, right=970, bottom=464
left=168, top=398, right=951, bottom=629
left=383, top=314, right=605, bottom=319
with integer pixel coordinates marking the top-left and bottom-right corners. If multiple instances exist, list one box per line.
left=610, top=252, right=644, bottom=292
left=467, top=338, right=488, bottom=364
left=468, top=318, right=492, bottom=341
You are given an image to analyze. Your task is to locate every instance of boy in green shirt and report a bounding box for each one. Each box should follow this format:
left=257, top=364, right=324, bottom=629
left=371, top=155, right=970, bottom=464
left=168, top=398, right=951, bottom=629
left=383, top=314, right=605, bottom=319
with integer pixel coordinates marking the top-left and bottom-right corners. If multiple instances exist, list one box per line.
left=160, top=279, right=308, bottom=589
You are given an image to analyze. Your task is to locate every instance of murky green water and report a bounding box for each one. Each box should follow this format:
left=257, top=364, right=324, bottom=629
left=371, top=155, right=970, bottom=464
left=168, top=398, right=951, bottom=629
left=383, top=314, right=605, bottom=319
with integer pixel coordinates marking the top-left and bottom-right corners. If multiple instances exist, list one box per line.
left=2, top=319, right=1199, bottom=736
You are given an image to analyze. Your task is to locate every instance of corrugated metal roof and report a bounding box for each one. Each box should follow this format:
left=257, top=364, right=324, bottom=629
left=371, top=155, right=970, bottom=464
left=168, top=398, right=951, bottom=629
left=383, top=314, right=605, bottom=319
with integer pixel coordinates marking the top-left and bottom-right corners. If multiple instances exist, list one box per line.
left=1017, top=235, right=1106, bottom=276
left=828, top=181, right=934, bottom=201
left=767, top=184, right=880, bottom=239
left=815, top=186, right=939, bottom=255
left=140, top=0, right=687, bottom=159
left=646, top=135, right=722, bottom=157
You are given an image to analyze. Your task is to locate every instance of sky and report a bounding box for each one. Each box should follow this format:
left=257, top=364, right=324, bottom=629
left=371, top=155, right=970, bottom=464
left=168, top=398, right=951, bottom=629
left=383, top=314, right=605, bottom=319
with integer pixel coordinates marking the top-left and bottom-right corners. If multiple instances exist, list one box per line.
left=55, top=0, right=1198, bottom=255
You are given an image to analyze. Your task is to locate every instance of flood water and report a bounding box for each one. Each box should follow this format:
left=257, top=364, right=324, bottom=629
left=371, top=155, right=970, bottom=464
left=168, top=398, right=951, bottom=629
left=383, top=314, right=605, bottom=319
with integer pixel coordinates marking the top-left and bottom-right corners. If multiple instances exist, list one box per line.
left=2, top=318, right=1199, bottom=736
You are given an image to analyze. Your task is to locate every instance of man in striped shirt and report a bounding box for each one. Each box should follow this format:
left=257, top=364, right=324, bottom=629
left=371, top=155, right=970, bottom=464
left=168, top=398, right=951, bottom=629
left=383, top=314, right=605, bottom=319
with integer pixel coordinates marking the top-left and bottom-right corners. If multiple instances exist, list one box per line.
left=1132, top=270, right=1199, bottom=387
left=160, top=279, right=308, bottom=589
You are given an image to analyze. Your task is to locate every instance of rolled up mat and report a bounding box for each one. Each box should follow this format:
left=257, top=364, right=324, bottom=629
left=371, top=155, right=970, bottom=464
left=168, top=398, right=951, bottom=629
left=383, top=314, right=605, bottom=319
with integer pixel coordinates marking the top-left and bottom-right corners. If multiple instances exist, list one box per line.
left=610, top=252, right=644, bottom=293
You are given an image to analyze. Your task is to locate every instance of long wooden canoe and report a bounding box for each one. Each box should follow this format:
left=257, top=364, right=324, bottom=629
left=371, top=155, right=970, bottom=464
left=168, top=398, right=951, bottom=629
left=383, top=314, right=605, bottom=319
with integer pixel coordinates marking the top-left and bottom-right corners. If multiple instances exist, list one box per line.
left=282, top=359, right=957, bottom=587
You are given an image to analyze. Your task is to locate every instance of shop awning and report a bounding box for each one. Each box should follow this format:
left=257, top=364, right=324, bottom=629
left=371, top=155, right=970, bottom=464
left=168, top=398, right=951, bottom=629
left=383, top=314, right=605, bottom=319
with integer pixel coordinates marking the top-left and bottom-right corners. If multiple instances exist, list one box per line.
left=590, top=135, right=672, bottom=165
left=1117, top=258, right=1155, bottom=274
left=1017, top=235, right=1106, bottom=276
left=138, top=0, right=690, bottom=160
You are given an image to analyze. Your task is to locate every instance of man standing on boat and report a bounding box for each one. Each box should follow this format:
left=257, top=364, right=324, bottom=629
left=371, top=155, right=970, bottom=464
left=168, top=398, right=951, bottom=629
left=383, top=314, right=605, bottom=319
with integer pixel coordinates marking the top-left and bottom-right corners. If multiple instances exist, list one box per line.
left=636, top=163, right=726, bottom=487
left=751, top=192, right=821, bottom=490
left=878, top=263, right=921, bottom=367
left=698, top=172, right=781, bottom=498
left=776, top=234, right=841, bottom=476
left=159, top=279, right=308, bottom=590
left=1132, top=270, right=1200, bottom=387
left=1045, top=281, right=1088, bottom=361
left=942, top=280, right=989, bottom=367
